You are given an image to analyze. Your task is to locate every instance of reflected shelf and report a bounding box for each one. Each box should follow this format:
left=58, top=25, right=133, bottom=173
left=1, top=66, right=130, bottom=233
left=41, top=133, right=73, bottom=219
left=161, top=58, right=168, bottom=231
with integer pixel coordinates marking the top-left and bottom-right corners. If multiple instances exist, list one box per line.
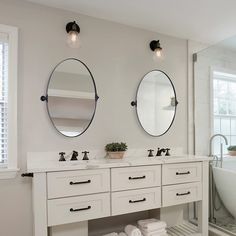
left=48, top=89, right=95, bottom=100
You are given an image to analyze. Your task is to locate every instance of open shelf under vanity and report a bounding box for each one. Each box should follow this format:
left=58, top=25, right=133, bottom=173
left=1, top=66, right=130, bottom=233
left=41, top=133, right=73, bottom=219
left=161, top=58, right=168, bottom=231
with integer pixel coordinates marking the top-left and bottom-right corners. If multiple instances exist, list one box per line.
left=167, top=221, right=201, bottom=236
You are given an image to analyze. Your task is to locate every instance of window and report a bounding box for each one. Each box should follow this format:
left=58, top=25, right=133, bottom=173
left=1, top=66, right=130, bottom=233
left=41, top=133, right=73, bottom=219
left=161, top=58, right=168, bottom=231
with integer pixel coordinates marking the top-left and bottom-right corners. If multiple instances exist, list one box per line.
left=0, top=24, right=18, bottom=179
left=213, top=71, right=236, bottom=154
left=0, top=35, right=8, bottom=166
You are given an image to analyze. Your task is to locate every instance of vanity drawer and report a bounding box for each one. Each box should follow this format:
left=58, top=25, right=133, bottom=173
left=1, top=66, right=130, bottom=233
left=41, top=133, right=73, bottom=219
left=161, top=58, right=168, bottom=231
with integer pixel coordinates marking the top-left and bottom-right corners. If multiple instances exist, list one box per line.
left=47, top=169, right=110, bottom=199
left=48, top=193, right=110, bottom=226
left=162, top=162, right=202, bottom=185
left=111, top=165, right=161, bottom=191
left=162, top=182, right=202, bottom=207
left=111, top=187, right=161, bottom=216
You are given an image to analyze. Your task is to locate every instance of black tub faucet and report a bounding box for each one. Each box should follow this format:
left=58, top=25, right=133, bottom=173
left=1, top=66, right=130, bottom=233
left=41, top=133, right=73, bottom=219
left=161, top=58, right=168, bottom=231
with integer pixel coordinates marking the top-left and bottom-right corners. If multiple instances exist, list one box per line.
left=156, top=148, right=166, bottom=156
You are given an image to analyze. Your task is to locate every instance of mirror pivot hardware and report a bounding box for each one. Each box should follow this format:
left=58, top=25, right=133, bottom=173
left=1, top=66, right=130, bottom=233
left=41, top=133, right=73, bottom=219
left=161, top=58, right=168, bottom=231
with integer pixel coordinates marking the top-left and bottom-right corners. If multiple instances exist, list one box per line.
left=131, top=101, right=137, bottom=107
left=40, top=95, right=48, bottom=102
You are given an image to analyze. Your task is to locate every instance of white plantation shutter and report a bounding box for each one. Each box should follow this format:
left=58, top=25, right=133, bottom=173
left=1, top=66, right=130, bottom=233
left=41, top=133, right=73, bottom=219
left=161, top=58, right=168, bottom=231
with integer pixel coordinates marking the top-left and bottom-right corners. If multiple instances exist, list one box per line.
left=0, top=33, right=8, bottom=165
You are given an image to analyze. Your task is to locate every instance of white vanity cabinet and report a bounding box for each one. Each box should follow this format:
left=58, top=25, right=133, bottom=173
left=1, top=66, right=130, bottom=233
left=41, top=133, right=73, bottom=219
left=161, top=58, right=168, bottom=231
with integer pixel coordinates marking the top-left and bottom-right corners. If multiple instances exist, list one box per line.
left=29, top=156, right=210, bottom=236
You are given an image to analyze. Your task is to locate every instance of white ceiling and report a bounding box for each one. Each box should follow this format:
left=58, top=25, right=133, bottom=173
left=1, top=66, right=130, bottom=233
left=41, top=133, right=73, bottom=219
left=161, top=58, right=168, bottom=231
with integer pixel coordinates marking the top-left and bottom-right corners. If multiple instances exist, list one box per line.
left=27, top=0, right=236, bottom=44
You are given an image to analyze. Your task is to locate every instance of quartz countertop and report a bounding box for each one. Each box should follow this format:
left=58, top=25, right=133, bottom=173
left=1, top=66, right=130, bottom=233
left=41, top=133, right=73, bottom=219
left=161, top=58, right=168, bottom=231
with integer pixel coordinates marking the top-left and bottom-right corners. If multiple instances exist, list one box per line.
left=26, top=154, right=212, bottom=173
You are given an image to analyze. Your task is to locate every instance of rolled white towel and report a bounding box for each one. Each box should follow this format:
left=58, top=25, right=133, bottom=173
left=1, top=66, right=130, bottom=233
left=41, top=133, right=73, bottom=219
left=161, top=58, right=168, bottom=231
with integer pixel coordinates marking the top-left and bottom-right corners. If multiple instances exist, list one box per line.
left=124, top=225, right=142, bottom=236
left=141, top=229, right=167, bottom=236
left=103, top=233, right=118, bottom=236
left=119, top=233, right=127, bottom=236
left=138, top=219, right=167, bottom=232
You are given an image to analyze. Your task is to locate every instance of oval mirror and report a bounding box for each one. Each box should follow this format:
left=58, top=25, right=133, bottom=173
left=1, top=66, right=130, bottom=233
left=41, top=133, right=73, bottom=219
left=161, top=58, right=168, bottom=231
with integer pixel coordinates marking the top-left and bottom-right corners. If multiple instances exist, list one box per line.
left=132, top=70, right=178, bottom=136
left=43, top=58, right=98, bottom=137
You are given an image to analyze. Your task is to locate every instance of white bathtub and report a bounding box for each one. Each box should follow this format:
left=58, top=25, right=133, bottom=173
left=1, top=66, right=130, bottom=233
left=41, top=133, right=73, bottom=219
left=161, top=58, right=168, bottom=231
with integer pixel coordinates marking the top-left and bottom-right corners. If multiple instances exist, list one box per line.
left=213, top=158, right=236, bottom=219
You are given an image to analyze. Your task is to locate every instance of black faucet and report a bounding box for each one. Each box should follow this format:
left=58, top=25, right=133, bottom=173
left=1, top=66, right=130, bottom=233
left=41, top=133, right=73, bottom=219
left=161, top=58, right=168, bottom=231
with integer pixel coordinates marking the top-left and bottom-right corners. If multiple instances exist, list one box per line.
left=156, top=148, right=166, bottom=156
left=71, top=151, right=78, bottom=161
left=82, top=151, right=89, bottom=160
left=59, top=152, right=66, bottom=161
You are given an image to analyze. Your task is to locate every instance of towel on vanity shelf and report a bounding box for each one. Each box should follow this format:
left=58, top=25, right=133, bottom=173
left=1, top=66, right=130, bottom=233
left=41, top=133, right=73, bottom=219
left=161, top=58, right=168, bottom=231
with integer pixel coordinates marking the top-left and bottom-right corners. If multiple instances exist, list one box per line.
left=141, top=229, right=167, bottom=236
left=119, top=233, right=127, bottom=236
left=103, top=233, right=118, bottom=236
left=143, top=233, right=168, bottom=236
left=138, top=219, right=167, bottom=232
left=124, top=225, right=142, bottom=236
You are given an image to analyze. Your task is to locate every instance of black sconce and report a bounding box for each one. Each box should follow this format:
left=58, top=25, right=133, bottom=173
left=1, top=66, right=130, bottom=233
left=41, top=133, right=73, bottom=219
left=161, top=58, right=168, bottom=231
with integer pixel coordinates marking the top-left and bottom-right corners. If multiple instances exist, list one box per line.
left=150, top=40, right=162, bottom=58
left=66, top=21, right=80, bottom=48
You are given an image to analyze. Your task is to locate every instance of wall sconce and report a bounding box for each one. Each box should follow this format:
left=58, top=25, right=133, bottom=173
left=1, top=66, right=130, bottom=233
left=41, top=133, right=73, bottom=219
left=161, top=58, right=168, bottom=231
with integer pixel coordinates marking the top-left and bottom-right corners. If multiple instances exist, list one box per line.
left=66, top=21, right=80, bottom=48
left=150, top=40, right=162, bottom=58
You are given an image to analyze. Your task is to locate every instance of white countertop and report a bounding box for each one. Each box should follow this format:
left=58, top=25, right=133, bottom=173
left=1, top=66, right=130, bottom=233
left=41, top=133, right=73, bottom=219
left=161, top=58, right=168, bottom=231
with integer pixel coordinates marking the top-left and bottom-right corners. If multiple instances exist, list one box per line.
left=27, top=153, right=212, bottom=173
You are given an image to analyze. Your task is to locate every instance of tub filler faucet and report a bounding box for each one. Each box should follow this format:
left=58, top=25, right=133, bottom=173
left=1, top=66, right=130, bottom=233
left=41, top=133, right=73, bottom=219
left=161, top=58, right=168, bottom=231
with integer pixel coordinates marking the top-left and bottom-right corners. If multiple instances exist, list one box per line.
left=209, top=133, right=228, bottom=168
left=209, top=134, right=228, bottom=224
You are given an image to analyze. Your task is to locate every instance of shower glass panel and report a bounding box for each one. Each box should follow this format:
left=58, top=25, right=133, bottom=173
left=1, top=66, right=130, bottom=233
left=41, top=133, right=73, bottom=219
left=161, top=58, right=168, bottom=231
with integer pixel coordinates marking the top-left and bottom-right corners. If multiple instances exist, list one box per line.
left=194, top=35, right=236, bottom=235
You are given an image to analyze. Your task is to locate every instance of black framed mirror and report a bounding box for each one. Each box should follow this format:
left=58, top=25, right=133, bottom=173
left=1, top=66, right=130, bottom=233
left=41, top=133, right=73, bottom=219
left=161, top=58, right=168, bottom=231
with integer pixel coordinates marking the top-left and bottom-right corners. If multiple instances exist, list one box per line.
left=131, top=70, right=178, bottom=137
left=41, top=58, right=99, bottom=137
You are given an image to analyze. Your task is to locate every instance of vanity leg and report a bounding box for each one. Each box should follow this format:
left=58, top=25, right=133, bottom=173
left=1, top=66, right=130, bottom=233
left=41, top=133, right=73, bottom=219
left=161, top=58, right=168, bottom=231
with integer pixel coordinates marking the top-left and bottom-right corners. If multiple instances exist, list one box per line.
left=197, top=161, right=209, bottom=236
left=33, top=173, right=48, bottom=236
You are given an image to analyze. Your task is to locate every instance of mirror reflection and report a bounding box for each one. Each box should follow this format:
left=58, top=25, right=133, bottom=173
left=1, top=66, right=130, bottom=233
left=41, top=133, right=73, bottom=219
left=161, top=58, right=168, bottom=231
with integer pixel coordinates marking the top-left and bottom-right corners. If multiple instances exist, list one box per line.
left=47, top=58, right=98, bottom=137
left=136, top=70, right=177, bottom=136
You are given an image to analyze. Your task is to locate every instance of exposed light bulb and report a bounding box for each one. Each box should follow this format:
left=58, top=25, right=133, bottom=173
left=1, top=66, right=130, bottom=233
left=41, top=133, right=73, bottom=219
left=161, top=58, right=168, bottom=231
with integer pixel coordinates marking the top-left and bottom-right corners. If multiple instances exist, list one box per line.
left=155, top=48, right=162, bottom=58
left=67, top=31, right=80, bottom=48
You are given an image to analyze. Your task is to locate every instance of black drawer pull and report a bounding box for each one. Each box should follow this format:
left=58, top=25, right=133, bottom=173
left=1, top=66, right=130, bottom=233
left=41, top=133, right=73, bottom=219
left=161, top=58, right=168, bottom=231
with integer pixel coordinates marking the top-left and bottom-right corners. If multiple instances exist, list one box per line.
left=176, top=171, right=190, bottom=175
left=129, top=175, right=146, bottom=180
left=70, top=206, right=91, bottom=212
left=176, top=191, right=191, bottom=196
left=129, top=198, right=146, bottom=203
left=70, top=180, right=91, bottom=185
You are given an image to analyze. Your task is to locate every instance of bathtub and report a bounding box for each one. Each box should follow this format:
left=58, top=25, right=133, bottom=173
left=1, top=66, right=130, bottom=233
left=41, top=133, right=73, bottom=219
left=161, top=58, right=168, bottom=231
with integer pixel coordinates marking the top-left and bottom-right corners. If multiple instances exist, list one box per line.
left=213, top=158, right=236, bottom=219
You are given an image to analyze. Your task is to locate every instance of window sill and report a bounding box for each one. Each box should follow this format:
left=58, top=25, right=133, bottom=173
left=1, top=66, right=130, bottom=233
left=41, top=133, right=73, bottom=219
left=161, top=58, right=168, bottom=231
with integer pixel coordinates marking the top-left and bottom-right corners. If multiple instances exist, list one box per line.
left=0, top=168, right=19, bottom=179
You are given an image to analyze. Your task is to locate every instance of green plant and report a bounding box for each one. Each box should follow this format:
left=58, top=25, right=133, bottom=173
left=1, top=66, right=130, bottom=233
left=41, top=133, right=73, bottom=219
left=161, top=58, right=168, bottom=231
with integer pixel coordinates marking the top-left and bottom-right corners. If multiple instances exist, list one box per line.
left=105, top=142, right=128, bottom=152
left=228, top=145, right=236, bottom=151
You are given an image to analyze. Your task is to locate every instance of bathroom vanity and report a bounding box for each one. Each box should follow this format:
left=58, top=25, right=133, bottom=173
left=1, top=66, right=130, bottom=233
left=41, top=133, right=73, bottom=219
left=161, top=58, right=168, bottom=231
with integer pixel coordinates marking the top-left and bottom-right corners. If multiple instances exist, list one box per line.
left=26, top=154, right=210, bottom=236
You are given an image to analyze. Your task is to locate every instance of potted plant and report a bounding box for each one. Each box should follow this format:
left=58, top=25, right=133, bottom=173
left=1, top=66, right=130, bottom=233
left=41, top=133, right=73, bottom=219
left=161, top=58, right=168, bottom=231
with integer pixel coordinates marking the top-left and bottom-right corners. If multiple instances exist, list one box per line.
left=105, top=142, right=128, bottom=159
left=228, top=146, right=236, bottom=156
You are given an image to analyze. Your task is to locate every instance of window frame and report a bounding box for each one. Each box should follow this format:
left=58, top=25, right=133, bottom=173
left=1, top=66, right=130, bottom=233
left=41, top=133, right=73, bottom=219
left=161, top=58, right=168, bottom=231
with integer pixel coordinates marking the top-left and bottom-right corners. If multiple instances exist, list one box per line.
left=210, top=67, right=236, bottom=155
left=0, top=24, right=18, bottom=179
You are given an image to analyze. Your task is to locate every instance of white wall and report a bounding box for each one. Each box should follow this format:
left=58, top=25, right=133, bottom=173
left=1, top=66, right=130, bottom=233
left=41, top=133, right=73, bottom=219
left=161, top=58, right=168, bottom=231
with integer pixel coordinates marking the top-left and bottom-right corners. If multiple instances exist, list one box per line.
left=0, top=0, right=188, bottom=235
